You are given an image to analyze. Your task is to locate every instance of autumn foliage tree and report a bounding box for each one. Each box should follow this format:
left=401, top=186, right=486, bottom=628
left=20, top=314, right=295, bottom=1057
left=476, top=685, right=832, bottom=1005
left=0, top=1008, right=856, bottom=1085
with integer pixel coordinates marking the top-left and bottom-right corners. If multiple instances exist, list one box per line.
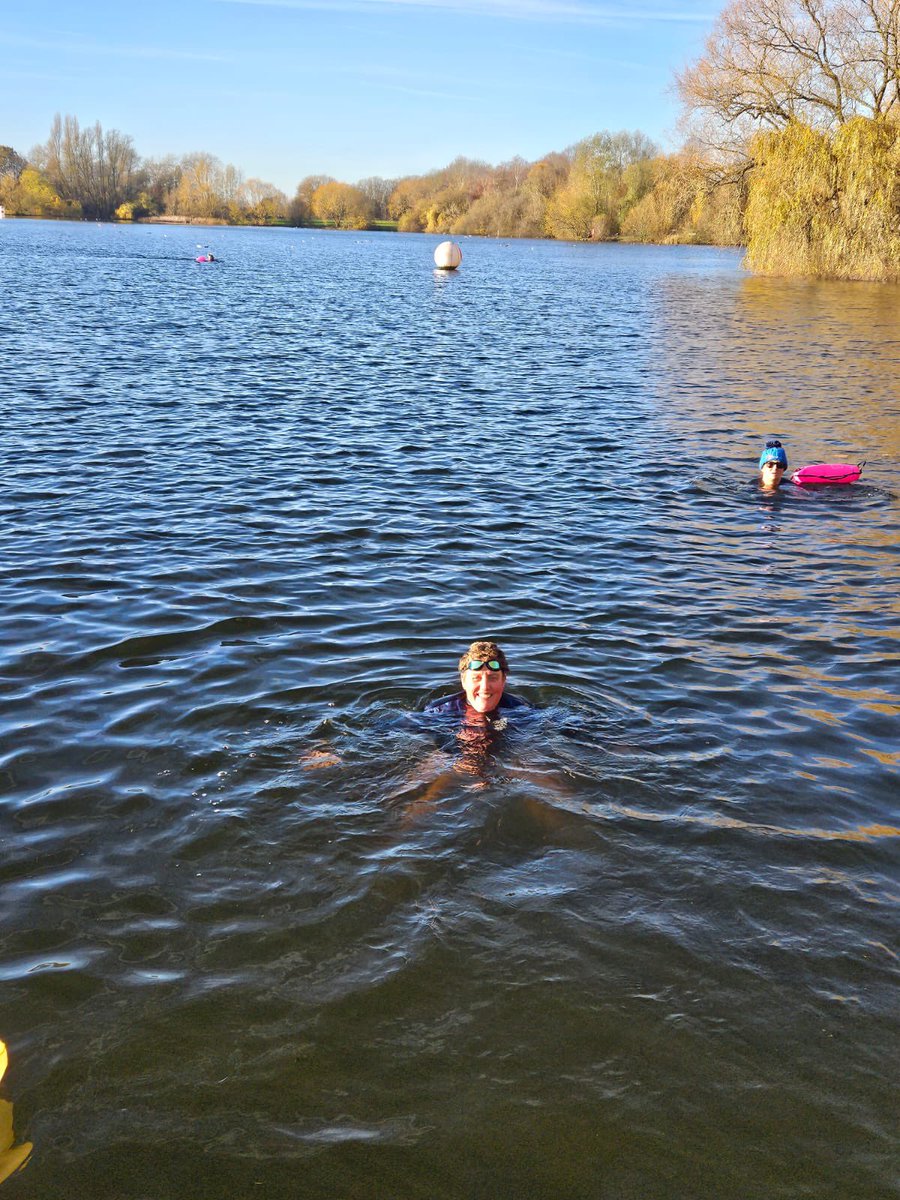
left=0, top=165, right=80, bottom=217
left=289, top=174, right=334, bottom=225
left=451, top=184, right=545, bottom=238
left=545, top=131, right=658, bottom=239
left=8, top=110, right=747, bottom=246
left=620, top=152, right=746, bottom=244
left=386, top=158, right=493, bottom=232
left=310, top=181, right=372, bottom=229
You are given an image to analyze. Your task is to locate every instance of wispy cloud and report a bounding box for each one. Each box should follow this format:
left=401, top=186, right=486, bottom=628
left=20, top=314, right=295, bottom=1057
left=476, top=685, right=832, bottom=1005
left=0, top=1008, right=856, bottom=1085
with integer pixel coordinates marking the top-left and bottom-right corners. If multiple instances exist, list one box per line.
left=0, top=32, right=228, bottom=63
left=214, top=0, right=713, bottom=25
left=0, top=68, right=81, bottom=82
left=333, top=58, right=638, bottom=102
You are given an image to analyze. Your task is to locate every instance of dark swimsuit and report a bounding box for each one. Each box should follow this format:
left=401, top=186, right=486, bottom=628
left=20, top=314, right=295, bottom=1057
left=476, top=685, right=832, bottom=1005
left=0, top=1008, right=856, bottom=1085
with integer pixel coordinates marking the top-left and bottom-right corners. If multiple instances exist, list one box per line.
left=424, top=692, right=532, bottom=718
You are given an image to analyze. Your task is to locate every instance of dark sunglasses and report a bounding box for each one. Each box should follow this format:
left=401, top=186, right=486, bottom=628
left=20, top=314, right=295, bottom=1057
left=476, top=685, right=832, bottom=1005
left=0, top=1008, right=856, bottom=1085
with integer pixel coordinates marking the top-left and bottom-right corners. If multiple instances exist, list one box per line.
left=465, top=659, right=502, bottom=672
left=761, top=460, right=785, bottom=469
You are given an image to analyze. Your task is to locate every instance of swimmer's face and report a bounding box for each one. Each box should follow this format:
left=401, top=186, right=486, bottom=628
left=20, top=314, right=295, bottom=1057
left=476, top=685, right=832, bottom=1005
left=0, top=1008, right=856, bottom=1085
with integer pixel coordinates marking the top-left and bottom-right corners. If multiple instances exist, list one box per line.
left=460, top=661, right=506, bottom=714
left=759, top=461, right=785, bottom=491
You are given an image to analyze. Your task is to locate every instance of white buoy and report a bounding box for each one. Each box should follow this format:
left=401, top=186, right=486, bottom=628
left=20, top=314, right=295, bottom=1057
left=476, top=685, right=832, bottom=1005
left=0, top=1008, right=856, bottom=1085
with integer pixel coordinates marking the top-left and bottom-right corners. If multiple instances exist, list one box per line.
left=434, top=241, right=462, bottom=270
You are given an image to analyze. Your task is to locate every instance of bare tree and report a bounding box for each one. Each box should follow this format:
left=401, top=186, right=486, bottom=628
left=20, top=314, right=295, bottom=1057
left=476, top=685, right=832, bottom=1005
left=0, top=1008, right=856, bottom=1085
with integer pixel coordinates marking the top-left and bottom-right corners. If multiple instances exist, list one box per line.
left=97, top=127, right=139, bottom=217
left=138, top=155, right=183, bottom=212
left=219, top=162, right=246, bottom=211
left=495, top=155, right=530, bottom=193
left=33, top=114, right=138, bottom=218
left=244, top=178, right=288, bottom=223
left=355, top=176, right=398, bottom=219
left=677, top=0, right=900, bottom=155
left=443, top=156, right=493, bottom=199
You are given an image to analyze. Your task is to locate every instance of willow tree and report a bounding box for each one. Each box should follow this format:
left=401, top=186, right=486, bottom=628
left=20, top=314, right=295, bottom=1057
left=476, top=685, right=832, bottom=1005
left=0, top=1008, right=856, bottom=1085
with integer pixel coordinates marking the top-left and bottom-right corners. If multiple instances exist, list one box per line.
left=452, top=183, right=545, bottom=238
left=421, top=157, right=493, bottom=232
left=678, top=0, right=900, bottom=277
left=745, top=117, right=900, bottom=278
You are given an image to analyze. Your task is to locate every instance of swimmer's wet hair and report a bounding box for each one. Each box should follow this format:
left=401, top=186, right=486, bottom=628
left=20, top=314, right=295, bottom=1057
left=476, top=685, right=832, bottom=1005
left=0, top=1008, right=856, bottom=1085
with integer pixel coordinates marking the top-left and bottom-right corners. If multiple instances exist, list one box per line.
left=459, top=640, right=508, bottom=675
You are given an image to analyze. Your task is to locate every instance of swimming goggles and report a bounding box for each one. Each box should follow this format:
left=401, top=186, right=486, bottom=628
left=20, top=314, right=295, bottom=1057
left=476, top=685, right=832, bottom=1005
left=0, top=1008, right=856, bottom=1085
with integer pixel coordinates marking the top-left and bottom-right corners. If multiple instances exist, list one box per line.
left=465, top=659, right=502, bottom=672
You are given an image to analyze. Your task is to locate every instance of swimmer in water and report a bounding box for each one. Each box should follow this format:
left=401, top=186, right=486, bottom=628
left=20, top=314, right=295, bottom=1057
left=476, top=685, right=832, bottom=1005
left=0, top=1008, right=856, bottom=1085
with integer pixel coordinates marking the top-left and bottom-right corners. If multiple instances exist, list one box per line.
left=424, top=640, right=531, bottom=721
left=394, top=641, right=535, bottom=819
left=758, top=438, right=788, bottom=492
left=299, top=640, right=528, bottom=775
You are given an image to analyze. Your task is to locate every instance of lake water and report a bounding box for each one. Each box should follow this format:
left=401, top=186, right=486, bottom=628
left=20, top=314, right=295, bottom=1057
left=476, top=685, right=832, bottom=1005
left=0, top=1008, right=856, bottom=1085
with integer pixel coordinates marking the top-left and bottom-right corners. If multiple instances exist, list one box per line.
left=1, top=219, right=898, bottom=1199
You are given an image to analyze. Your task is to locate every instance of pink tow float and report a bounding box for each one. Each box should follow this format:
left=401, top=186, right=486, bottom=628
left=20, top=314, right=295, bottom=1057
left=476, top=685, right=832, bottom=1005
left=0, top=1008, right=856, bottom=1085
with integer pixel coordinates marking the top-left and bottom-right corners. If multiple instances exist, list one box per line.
left=195, top=253, right=216, bottom=263
left=791, top=462, right=864, bottom=486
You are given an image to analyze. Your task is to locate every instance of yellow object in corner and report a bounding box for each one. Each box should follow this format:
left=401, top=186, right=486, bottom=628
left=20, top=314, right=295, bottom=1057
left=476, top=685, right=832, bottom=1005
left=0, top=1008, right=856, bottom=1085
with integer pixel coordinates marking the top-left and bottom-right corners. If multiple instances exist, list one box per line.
left=0, top=1040, right=33, bottom=1186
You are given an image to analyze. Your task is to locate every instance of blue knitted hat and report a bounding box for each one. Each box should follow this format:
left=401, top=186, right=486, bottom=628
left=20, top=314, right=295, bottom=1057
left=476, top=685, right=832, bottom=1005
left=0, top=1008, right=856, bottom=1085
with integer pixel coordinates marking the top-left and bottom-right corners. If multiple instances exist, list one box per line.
left=759, top=439, right=788, bottom=469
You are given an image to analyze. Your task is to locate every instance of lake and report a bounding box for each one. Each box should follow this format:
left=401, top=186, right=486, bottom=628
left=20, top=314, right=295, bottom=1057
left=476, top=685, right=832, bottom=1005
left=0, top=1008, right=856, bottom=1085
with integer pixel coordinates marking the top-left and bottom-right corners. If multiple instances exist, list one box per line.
left=1, top=219, right=898, bottom=1199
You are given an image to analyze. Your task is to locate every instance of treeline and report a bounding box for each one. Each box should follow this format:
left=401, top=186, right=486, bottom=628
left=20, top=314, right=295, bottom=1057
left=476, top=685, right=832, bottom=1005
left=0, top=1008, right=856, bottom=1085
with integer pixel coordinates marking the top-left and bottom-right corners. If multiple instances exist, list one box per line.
left=0, top=115, right=291, bottom=226
left=2, top=0, right=898, bottom=279
left=292, top=131, right=747, bottom=245
left=0, top=120, right=745, bottom=246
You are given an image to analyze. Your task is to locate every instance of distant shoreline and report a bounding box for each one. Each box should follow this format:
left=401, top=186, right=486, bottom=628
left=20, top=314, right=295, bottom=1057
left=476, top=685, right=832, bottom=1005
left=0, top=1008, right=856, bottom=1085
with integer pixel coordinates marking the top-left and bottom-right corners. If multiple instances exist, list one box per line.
left=0, top=212, right=402, bottom=233
left=0, top=212, right=743, bottom=248
left=136, top=215, right=402, bottom=233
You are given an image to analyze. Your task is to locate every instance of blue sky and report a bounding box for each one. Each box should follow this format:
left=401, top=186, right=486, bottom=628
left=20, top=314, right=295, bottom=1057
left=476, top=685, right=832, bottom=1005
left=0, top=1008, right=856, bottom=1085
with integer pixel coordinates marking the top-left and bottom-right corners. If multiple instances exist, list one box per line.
left=2, top=0, right=717, bottom=194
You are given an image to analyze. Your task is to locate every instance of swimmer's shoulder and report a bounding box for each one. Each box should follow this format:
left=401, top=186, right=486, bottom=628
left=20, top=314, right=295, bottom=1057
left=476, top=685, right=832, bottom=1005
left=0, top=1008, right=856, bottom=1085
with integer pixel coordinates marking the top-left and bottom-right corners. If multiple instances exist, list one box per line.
left=424, top=692, right=467, bottom=716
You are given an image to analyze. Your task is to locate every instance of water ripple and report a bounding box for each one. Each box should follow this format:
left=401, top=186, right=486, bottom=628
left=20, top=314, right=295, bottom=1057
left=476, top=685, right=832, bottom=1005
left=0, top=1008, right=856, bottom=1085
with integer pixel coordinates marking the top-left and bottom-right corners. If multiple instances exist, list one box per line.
left=1, top=222, right=898, bottom=1199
